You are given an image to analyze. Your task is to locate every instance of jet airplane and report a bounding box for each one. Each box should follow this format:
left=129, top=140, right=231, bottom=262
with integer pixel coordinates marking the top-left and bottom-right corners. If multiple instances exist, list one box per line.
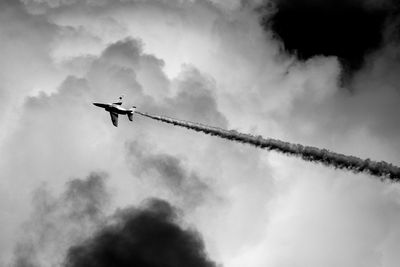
left=93, top=96, right=136, bottom=127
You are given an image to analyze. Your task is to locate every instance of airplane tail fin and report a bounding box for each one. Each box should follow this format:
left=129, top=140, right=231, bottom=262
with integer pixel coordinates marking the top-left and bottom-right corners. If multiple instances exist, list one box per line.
left=113, top=95, right=124, bottom=105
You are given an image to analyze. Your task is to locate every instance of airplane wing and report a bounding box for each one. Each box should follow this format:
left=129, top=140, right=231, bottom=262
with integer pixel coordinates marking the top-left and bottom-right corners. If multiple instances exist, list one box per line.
left=109, top=112, right=119, bottom=127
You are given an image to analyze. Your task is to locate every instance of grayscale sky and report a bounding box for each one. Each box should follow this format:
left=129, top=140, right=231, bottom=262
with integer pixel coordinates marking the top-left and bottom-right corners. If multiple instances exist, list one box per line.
left=1, top=0, right=400, bottom=266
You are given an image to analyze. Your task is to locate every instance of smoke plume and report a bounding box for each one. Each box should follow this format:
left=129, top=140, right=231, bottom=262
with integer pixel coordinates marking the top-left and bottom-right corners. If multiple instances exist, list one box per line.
left=64, top=199, right=217, bottom=267
left=135, top=111, right=400, bottom=181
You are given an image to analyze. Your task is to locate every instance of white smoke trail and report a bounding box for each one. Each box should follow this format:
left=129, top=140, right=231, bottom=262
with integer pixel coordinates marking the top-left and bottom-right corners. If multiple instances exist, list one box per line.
left=135, top=111, right=400, bottom=181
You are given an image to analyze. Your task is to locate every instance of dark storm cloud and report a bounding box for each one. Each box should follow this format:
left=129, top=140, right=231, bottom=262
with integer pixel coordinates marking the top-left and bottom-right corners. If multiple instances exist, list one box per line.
left=136, top=111, right=400, bottom=181
left=64, top=198, right=217, bottom=267
left=261, top=0, right=399, bottom=81
left=12, top=173, right=110, bottom=267
left=127, top=141, right=212, bottom=207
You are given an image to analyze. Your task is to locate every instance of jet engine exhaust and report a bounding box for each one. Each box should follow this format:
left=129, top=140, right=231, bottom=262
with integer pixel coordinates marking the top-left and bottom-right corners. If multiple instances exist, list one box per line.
left=135, top=111, right=400, bottom=181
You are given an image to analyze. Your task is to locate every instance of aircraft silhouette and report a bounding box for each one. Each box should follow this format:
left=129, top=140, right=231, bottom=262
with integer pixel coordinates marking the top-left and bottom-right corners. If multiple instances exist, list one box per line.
left=93, top=96, right=136, bottom=127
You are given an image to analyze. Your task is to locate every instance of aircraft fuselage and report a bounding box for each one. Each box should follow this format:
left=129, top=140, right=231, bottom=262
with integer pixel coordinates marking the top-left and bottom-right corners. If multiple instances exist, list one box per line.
left=93, top=103, right=133, bottom=114
left=93, top=100, right=137, bottom=127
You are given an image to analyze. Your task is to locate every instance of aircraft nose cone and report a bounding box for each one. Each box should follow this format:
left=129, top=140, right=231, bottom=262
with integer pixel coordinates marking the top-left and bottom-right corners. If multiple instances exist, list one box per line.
left=93, top=103, right=102, bottom=107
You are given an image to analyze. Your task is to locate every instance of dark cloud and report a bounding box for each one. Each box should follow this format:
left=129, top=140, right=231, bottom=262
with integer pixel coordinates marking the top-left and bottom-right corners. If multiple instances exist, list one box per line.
left=12, top=173, right=110, bottom=267
left=127, top=141, right=213, bottom=207
left=261, top=0, right=399, bottom=81
left=64, top=198, right=217, bottom=267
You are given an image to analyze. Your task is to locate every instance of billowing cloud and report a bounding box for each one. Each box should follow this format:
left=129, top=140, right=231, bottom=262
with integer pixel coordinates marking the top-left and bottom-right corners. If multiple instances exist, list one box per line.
left=12, top=173, right=110, bottom=267
left=0, top=0, right=63, bottom=141
left=1, top=33, right=230, bottom=264
left=263, top=0, right=399, bottom=81
left=127, top=140, right=215, bottom=208
left=65, top=198, right=217, bottom=267
left=12, top=172, right=217, bottom=267
left=2, top=0, right=400, bottom=267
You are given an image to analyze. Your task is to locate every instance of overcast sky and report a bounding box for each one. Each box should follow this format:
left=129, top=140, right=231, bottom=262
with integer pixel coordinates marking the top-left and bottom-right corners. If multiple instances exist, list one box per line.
left=1, top=0, right=400, bottom=266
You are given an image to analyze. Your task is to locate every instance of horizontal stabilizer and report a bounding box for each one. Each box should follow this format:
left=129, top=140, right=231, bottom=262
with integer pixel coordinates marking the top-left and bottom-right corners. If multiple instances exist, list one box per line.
left=127, top=113, right=134, bottom=121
